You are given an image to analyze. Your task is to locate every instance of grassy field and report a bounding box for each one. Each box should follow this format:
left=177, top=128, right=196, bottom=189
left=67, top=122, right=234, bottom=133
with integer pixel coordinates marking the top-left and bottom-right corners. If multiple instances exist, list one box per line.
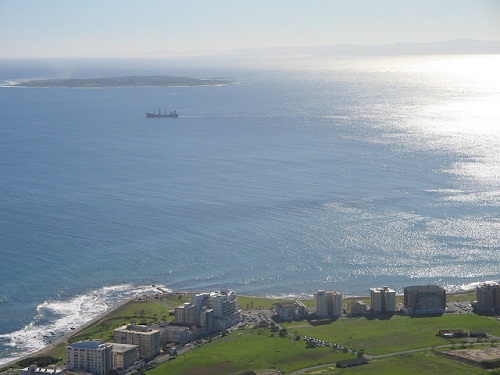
left=69, top=294, right=191, bottom=343
left=298, top=351, right=497, bottom=375
left=148, top=310, right=500, bottom=375
left=148, top=326, right=355, bottom=375
left=6, top=291, right=496, bottom=375
left=238, top=295, right=314, bottom=310
left=283, top=314, right=500, bottom=356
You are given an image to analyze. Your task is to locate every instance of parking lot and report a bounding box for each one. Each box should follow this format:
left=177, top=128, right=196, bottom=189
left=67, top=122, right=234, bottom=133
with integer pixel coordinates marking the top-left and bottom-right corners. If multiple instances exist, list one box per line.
left=446, top=301, right=474, bottom=314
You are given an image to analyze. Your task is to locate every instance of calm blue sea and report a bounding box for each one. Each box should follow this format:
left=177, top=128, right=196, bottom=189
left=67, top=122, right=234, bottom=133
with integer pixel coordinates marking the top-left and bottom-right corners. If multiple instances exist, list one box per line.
left=1, top=55, right=499, bottom=362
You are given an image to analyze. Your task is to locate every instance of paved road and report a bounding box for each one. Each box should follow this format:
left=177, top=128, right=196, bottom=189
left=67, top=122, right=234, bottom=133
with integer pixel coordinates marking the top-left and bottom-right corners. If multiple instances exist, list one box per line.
left=289, top=343, right=472, bottom=374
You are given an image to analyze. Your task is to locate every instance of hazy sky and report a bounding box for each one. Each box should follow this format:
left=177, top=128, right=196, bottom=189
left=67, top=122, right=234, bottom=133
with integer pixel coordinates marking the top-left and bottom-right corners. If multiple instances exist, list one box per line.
left=1, top=0, right=499, bottom=58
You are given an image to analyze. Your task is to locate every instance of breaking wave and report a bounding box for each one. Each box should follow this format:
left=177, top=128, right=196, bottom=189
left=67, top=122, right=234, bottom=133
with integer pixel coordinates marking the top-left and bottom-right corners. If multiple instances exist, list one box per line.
left=0, top=283, right=170, bottom=366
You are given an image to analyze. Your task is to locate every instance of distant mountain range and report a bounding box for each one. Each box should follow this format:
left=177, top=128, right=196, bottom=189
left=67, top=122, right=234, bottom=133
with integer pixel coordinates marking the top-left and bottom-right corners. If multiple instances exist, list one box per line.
left=310, top=39, right=500, bottom=55
left=228, top=39, right=500, bottom=57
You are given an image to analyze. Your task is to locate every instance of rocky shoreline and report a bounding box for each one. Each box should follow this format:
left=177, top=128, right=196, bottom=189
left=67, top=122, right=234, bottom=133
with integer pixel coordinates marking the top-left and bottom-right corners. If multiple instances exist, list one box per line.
left=0, top=289, right=476, bottom=371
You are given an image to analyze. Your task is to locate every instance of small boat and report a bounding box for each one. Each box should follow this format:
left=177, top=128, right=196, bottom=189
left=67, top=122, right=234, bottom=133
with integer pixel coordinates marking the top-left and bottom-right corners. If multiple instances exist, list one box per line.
left=146, top=109, right=179, bottom=118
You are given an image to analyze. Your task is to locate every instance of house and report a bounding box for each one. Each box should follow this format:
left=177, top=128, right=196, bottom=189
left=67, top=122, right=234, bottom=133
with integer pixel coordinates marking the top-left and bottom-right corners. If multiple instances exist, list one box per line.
left=336, top=358, right=369, bottom=368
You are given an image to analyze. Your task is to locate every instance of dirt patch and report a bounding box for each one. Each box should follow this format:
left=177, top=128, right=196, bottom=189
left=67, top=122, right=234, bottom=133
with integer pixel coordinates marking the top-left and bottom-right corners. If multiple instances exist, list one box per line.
left=254, top=370, right=278, bottom=375
left=443, top=347, right=500, bottom=362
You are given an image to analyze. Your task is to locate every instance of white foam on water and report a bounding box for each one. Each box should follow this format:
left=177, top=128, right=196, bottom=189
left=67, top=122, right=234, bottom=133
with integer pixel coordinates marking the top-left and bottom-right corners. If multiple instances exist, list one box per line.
left=0, top=283, right=170, bottom=365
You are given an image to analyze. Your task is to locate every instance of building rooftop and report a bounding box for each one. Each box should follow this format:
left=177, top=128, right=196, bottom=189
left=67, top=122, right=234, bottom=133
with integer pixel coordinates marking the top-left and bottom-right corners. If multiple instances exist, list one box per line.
left=404, top=285, right=445, bottom=292
left=68, top=340, right=108, bottom=349
left=110, top=343, right=139, bottom=353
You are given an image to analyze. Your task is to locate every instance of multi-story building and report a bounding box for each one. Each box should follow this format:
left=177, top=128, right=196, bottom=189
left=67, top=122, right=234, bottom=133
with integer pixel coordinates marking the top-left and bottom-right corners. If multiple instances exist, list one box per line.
left=295, top=300, right=308, bottom=318
left=199, top=305, right=215, bottom=332
left=111, top=343, right=139, bottom=371
left=113, top=325, right=160, bottom=360
left=370, top=286, right=396, bottom=313
left=274, top=300, right=309, bottom=321
left=314, top=290, right=329, bottom=317
left=65, top=340, right=113, bottom=375
left=274, top=302, right=297, bottom=322
left=314, top=290, right=343, bottom=318
left=208, top=289, right=241, bottom=331
left=173, top=290, right=239, bottom=333
left=162, top=325, right=193, bottom=345
left=190, top=293, right=211, bottom=325
left=347, top=301, right=367, bottom=316
left=175, top=302, right=197, bottom=325
left=475, top=283, right=500, bottom=314
left=403, top=285, right=446, bottom=316
left=328, top=291, right=343, bottom=317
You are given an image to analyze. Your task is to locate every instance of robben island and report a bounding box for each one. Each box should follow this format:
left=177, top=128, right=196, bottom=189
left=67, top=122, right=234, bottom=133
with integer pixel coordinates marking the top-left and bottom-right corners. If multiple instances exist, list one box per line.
left=13, top=282, right=500, bottom=375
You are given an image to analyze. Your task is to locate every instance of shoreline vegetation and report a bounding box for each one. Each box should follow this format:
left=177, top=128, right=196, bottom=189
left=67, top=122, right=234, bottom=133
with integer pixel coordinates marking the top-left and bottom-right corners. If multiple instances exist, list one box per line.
left=1, top=75, right=234, bottom=88
left=1, top=289, right=488, bottom=374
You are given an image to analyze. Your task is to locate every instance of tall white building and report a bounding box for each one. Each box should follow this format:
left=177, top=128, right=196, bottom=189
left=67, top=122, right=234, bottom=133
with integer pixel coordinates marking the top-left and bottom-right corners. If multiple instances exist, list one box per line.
left=175, top=302, right=197, bottom=325
left=172, top=289, right=240, bottom=334
left=66, top=340, right=113, bottom=375
left=314, top=290, right=328, bottom=317
left=209, top=289, right=241, bottom=331
left=190, top=293, right=211, bottom=325
left=199, top=305, right=215, bottom=332
left=113, top=324, right=160, bottom=360
left=314, top=290, right=343, bottom=318
left=370, top=286, right=396, bottom=313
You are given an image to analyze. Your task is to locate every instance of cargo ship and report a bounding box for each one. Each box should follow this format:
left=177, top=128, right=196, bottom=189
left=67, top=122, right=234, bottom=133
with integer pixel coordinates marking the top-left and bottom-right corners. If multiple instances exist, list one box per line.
left=146, top=110, right=179, bottom=118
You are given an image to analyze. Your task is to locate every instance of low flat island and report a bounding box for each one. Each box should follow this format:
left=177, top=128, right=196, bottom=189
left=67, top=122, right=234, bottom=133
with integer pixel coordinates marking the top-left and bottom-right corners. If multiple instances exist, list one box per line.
left=3, top=75, right=233, bottom=88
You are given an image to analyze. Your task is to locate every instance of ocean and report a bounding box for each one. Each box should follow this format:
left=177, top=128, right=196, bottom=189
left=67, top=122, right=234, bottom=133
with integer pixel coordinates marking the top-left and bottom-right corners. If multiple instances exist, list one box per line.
left=0, top=55, right=499, bottom=363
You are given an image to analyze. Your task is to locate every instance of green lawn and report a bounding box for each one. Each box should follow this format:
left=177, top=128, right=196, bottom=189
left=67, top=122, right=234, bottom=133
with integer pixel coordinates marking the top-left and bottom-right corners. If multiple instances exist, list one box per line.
left=283, top=314, right=500, bottom=356
left=11, top=293, right=498, bottom=375
left=148, top=327, right=355, bottom=375
left=69, top=299, right=173, bottom=343
left=70, top=294, right=193, bottom=342
left=301, top=351, right=494, bottom=375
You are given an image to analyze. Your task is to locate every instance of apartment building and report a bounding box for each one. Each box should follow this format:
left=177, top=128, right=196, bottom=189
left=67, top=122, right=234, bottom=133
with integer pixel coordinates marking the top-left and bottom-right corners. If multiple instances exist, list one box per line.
left=273, top=300, right=309, bottom=321
left=175, top=302, right=197, bottom=325
left=370, top=286, right=396, bottom=313
left=475, top=283, right=500, bottom=314
left=66, top=340, right=113, bottom=375
left=403, top=285, right=446, bottom=316
left=274, top=302, right=297, bottom=322
left=314, top=290, right=343, bottom=318
left=162, top=325, right=192, bottom=344
left=208, top=289, right=241, bottom=331
left=113, top=324, right=160, bottom=360
left=191, top=293, right=211, bottom=325
left=347, top=300, right=367, bottom=316
left=111, top=343, right=139, bottom=371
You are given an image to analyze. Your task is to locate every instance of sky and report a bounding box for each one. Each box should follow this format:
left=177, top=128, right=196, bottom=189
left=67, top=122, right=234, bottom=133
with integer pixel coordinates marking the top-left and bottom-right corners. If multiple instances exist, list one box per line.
left=0, top=0, right=499, bottom=58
